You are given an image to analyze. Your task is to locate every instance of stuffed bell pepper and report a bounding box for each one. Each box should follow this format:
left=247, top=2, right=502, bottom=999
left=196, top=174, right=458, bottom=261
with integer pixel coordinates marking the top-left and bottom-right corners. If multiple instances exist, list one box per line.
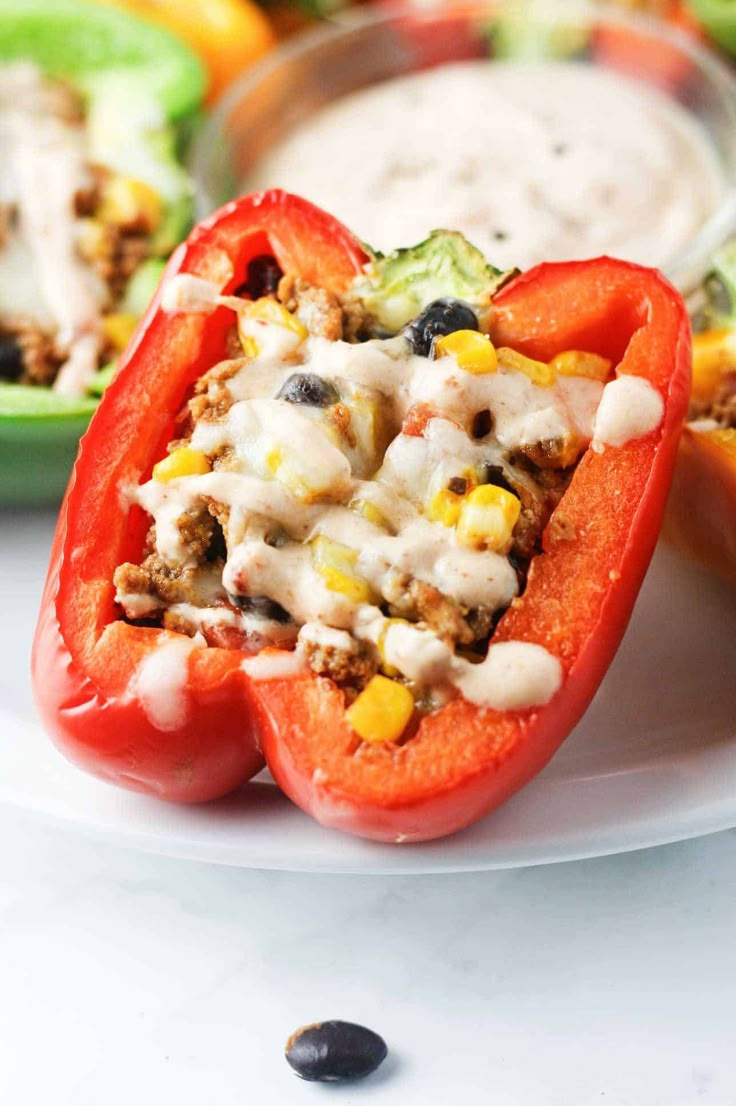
left=32, top=190, right=691, bottom=840
left=0, top=0, right=205, bottom=504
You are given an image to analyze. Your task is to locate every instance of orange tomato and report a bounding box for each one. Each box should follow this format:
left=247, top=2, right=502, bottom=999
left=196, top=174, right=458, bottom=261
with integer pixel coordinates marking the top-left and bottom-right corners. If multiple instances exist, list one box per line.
left=96, top=0, right=276, bottom=103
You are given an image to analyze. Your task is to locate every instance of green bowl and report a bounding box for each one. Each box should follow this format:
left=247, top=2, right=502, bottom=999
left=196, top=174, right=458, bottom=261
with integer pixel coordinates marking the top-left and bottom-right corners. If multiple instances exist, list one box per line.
left=0, top=387, right=97, bottom=505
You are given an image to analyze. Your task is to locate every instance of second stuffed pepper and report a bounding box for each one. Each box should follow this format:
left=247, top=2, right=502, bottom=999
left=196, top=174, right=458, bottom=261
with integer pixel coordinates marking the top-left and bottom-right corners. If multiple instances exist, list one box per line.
left=0, top=0, right=206, bottom=503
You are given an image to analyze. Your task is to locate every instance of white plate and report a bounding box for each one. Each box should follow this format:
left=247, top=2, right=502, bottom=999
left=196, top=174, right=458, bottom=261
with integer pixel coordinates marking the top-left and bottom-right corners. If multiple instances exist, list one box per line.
left=2, top=509, right=736, bottom=873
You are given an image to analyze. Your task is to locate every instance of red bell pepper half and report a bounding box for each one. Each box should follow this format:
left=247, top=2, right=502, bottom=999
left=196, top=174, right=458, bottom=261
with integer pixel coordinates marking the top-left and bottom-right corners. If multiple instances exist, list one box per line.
left=32, top=190, right=691, bottom=839
left=32, top=191, right=368, bottom=802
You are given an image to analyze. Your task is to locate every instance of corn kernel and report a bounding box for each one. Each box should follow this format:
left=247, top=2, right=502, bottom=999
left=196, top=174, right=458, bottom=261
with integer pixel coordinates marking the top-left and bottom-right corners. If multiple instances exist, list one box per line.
left=551, top=350, right=612, bottom=382
left=311, top=535, right=358, bottom=569
left=264, top=447, right=320, bottom=502
left=102, top=312, right=138, bottom=352
left=265, top=447, right=283, bottom=476
left=240, top=335, right=260, bottom=359
left=243, top=297, right=308, bottom=339
left=498, top=347, right=555, bottom=387
left=691, top=329, right=736, bottom=401
left=376, top=618, right=408, bottom=677
left=318, top=566, right=374, bottom=604
left=350, top=498, right=391, bottom=530
left=311, top=536, right=374, bottom=604
left=346, top=675, right=414, bottom=744
left=98, top=176, right=162, bottom=233
left=457, top=484, right=521, bottom=551
left=153, top=447, right=211, bottom=482
left=434, top=329, right=497, bottom=375
left=76, top=218, right=109, bottom=262
left=427, top=487, right=464, bottom=527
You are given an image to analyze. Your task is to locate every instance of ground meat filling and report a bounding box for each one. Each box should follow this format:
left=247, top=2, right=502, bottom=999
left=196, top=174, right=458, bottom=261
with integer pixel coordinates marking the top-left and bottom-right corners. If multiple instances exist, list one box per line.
left=0, top=315, right=61, bottom=386
left=114, top=269, right=599, bottom=700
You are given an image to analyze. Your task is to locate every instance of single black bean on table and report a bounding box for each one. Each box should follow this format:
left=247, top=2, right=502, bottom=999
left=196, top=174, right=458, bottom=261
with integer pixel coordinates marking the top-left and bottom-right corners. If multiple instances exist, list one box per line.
left=285, top=1020, right=388, bottom=1082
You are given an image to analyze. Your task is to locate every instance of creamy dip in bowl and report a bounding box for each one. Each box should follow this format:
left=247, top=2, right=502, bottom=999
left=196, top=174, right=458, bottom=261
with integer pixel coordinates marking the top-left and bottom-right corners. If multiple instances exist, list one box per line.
left=193, top=0, right=736, bottom=292
left=245, top=59, right=724, bottom=272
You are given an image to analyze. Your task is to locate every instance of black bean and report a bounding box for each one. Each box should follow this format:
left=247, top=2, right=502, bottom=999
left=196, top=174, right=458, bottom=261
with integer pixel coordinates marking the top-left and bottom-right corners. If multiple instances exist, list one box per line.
left=481, top=463, right=516, bottom=495
left=404, top=298, right=478, bottom=357
left=227, top=594, right=292, bottom=623
left=447, top=476, right=468, bottom=495
left=0, top=335, right=23, bottom=381
left=275, top=372, right=339, bottom=408
left=285, top=1020, right=388, bottom=1082
left=235, top=254, right=283, bottom=299
left=472, top=409, right=493, bottom=439
left=206, top=520, right=227, bottom=563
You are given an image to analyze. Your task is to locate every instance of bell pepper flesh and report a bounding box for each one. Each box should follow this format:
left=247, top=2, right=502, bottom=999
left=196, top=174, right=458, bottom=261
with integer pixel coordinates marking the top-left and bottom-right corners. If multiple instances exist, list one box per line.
left=32, top=194, right=691, bottom=833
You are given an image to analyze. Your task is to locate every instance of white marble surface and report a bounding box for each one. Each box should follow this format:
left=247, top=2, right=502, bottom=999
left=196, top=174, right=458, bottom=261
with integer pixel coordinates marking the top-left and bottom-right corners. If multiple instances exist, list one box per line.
left=0, top=807, right=735, bottom=1104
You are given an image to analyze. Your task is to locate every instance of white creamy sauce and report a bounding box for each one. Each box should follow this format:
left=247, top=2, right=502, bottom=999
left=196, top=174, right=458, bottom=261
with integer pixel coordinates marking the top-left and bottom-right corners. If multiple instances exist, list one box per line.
left=242, top=650, right=307, bottom=680
left=0, top=63, right=107, bottom=394
left=161, top=273, right=222, bottom=315
left=592, top=374, right=664, bottom=452
left=132, top=634, right=204, bottom=732
left=247, top=60, right=723, bottom=269
left=353, top=612, right=561, bottom=711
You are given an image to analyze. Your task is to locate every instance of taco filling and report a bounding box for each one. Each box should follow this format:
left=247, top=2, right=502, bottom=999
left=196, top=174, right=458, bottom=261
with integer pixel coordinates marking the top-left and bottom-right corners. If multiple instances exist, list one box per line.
left=113, top=235, right=662, bottom=743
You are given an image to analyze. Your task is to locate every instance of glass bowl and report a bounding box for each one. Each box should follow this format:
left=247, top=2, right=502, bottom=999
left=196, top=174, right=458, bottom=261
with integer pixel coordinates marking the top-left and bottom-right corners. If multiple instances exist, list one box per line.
left=191, top=0, right=736, bottom=295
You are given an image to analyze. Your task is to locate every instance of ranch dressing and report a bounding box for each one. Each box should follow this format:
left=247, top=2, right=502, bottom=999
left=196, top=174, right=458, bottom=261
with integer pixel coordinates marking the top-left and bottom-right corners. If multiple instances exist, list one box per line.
left=247, top=60, right=724, bottom=270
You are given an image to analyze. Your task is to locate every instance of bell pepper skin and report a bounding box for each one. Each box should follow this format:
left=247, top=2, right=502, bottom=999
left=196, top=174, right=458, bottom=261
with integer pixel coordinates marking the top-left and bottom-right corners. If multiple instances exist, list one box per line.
left=32, top=190, right=369, bottom=802
left=253, top=258, right=691, bottom=842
